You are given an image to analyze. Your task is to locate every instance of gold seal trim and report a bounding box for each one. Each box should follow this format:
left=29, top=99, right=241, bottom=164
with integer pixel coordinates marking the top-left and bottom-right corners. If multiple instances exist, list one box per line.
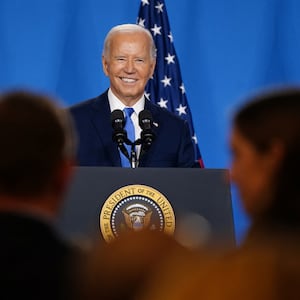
left=99, top=184, right=175, bottom=242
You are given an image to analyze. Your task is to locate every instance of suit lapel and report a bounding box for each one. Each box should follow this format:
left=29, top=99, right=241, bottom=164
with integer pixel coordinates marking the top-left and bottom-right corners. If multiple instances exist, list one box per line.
left=90, top=92, right=121, bottom=166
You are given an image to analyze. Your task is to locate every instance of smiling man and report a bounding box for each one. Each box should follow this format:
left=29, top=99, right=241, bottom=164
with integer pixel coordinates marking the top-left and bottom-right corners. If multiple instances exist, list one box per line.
left=69, top=24, right=198, bottom=168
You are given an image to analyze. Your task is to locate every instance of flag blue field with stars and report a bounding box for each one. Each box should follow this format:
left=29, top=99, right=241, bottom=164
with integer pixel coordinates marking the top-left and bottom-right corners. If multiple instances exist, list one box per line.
left=137, top=0, right=204, bottom=167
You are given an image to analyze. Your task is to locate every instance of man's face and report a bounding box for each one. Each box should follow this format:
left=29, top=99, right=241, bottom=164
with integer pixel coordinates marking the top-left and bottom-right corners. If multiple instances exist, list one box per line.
left=102, top=31, right=156, bottom=106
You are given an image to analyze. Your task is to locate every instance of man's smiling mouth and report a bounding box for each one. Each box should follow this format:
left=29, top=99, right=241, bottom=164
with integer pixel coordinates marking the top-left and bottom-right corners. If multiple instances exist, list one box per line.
left=120, top=77, right=137, bottom=83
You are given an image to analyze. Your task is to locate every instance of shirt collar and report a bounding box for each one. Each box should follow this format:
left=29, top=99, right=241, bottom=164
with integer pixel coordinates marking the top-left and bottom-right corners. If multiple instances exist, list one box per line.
left=108, top=88, right=145, bottom=115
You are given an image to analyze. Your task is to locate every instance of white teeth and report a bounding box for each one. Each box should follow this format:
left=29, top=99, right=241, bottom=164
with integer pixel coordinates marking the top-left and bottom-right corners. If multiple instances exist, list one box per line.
left=121, top=78, right=136, bottom=83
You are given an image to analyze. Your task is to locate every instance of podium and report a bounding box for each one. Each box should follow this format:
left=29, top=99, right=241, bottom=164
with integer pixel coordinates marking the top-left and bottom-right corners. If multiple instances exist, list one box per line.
left=57, top=167, right=235, bottom=246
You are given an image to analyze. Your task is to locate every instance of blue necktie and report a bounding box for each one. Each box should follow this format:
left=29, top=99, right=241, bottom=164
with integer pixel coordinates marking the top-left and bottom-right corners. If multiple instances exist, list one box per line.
left=120, top=107, right=135, bottom=167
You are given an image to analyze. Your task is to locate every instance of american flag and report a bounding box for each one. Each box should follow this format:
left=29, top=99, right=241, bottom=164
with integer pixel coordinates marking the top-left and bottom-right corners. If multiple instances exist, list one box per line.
left=137, top=0, right=204, bottom=167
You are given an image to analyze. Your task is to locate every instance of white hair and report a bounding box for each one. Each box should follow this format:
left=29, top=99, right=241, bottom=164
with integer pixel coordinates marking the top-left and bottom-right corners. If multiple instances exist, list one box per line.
left=102, top=24, right=157, bottom=60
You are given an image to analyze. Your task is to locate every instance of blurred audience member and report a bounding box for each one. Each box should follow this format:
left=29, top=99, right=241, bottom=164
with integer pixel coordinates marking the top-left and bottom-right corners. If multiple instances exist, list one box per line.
left=0, top=90, right=80, bottom=299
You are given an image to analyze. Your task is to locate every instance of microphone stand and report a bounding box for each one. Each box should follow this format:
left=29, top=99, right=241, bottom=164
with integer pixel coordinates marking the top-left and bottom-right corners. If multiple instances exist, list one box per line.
left=128, top=133, right=154, bottom=168
left=130, top=144, right=137, bottom=168
left=122, top=138, right=141, bottom=169
left=128, top=139, right=142, bottom=169
left=123, top=135, right=154, bottom=168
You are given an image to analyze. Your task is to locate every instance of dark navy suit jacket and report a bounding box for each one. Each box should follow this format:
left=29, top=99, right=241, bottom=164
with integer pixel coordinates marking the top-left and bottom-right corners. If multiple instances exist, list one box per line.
left=69, top=91, right=198, bottom=167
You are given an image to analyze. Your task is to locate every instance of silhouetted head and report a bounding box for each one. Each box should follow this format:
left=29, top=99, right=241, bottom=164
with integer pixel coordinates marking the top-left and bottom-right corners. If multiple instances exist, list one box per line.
left=230, top=87, right=300, bottom=225
left=0, top=90, right=76, bottom=198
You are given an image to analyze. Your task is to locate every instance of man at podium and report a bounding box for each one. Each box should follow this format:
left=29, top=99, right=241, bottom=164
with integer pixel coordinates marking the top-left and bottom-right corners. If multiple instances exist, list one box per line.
left=69, top=24, right=198, bottom=168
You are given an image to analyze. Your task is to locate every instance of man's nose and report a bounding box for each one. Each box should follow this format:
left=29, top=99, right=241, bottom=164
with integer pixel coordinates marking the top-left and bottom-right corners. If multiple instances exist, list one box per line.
left=124, top=60, right=135, bottom=72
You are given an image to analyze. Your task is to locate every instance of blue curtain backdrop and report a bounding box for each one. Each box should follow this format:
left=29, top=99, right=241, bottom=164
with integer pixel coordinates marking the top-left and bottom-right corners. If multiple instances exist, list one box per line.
left=1, top=0, right=300, bottom=242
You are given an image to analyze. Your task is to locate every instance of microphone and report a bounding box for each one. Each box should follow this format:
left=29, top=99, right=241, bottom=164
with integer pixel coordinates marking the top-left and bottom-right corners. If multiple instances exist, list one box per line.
left=111, top=109, right=129, bottom=158
left=139, top=109, right=155, bottom=153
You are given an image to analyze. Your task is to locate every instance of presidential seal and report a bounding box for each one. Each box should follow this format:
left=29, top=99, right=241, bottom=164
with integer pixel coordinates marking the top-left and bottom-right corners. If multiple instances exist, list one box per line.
left=99, top=184, right=175, bottom=242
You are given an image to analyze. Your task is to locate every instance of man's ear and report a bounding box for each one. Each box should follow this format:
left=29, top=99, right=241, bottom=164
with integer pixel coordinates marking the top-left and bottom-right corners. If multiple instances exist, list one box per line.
left=102, top=55, right=109, bottom=76
left=149, top=59, right=156, bottom=78
left=267, top=140, right=285, bottom=172
left=53, top=159, right=75, bottom=197
left=44, top=159, right=75, bottom=215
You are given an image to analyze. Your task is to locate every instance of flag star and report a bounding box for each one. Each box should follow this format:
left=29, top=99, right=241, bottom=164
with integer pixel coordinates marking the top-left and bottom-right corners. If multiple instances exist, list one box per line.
left=155, top=2, right=164, bottom=13
left=144, top=92, right=151, bottom=100
left=176, top=104, right=187, bottom=115
left=192, top=135, right=198, bottom=144
left=179, top=83, right=186, bottom=94
left=157, top=98, right=168, bottom=108
left=138, top=18, right=145, bottom=27
left=151, top=24, right=162, bottom=36
left=168, top=32, right=173, bottom=43
left=141, top=0, right=149, bottom=6
left=161, top=75, right=172, bottom=87
left=165, top=53, right=175, bottom=64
